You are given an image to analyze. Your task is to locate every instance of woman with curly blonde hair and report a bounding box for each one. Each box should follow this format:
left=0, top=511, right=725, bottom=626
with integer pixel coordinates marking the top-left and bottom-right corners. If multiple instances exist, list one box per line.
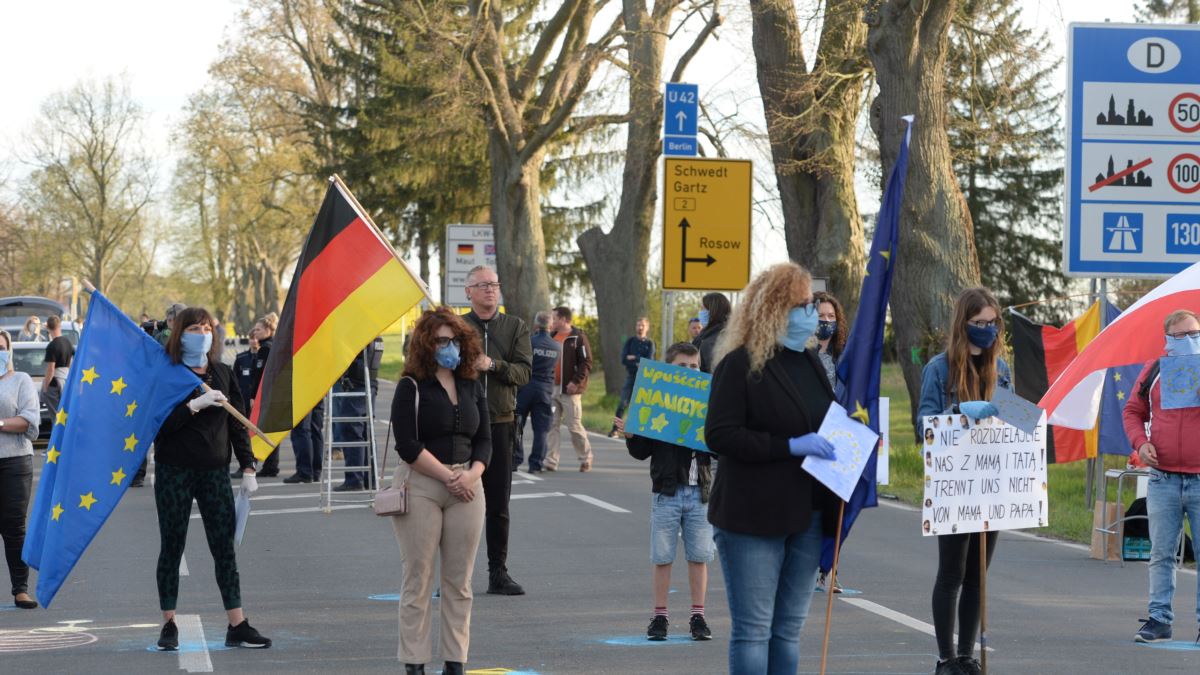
left=706, top=261, right=840, bottom=674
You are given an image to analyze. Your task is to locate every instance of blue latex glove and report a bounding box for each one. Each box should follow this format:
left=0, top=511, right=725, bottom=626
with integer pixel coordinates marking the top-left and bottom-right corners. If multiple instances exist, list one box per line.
left=788, top=433, right=836, bottom=460
left=959, top=400, right=999, bottom=419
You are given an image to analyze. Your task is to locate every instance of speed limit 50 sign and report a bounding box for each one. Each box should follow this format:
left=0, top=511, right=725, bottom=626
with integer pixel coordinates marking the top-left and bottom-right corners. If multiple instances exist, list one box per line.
left=1066, top=23, right=1200, bottom=277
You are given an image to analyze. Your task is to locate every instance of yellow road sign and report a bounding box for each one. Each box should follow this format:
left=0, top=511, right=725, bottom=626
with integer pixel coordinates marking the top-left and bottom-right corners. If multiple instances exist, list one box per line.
left=662, top=157, right=752, bottom=291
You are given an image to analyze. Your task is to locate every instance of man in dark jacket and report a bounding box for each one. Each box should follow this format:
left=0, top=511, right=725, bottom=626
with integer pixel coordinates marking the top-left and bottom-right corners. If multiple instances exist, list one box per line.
left=547, top=306, right=593, bottom=472
left=515, top=311, right=561, bottom=473
left=464, top=265, right=533, bottom=596
left=610, top=316, right=655, bottom=437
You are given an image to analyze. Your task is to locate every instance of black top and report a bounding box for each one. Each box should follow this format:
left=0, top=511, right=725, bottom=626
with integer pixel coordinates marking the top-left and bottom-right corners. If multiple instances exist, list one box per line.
left=692, top=320, right=725, bottom=374
left=704, top=345, right=838, bottom=537
left=620, top=336, right=656, bottom=374
left=392, top=376, right=491, bottom=466
left=249, top=337, right=272, bottom=400
left=626, top=435, right=712, bottom=502
left=155, top=361, right=255, bottom=471
left=44, top=335, right=74, bottom=367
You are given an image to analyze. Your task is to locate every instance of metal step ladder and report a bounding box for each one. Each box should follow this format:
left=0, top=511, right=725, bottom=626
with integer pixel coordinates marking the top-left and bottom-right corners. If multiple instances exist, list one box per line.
left=320, top=352, right=380, bottom=513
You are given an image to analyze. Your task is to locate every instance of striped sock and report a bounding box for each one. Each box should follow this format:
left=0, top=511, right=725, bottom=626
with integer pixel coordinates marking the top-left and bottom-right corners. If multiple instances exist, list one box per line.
left=654, top=607, right=668, bottom=618
left=691, top=605, right=704, bottom=618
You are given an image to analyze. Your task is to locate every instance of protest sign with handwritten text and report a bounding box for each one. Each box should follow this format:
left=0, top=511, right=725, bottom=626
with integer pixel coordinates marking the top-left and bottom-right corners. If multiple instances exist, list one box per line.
left=920, top=414, right=1048, bottom=536
left=625, top=359, right=711, bottom=452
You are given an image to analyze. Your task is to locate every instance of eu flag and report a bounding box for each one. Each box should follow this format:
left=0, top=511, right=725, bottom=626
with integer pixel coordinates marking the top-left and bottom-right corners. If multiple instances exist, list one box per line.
left=821, top=116, right=913, bottom=571
left=1097, top=300, right=1141, bottom=456
left=22, top=291, right=202, bottom=607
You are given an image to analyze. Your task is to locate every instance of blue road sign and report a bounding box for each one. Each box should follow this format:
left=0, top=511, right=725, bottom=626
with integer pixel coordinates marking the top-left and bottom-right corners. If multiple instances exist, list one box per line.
left=664, top=82, right=698, bottom=157
left=1066, top=24, right=1200, bottom=277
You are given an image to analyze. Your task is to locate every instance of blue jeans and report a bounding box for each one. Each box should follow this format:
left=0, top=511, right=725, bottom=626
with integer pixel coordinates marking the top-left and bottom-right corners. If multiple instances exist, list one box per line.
left=651, top=486, right=715, bottom=564
left=614, top=370, right=637, bottom=419
left=714, top=513, right=823, bottom=675
left=335, top=382, right=369, bottom=487
left=1146, top=469, right=1200, bottom=625
left=515, top=383, right=553, bottom=470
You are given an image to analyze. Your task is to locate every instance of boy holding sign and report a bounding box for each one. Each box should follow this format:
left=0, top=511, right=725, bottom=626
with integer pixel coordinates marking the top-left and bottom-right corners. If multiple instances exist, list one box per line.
left=615, top=342, right=714, bottom=643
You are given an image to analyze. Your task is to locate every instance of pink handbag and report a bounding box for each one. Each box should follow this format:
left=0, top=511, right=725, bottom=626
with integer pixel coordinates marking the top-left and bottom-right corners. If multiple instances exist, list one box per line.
left=373, top=377, right=417, bottom=517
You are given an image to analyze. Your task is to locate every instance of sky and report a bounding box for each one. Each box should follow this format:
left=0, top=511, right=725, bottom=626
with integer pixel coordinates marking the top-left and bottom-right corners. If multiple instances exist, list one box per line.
left=0, top=0, right=1148, bottom=302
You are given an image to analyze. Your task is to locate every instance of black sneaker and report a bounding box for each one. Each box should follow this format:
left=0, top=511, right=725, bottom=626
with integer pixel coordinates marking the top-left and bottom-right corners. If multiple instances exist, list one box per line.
left=689, top=614, right=712, bottom=641
left=486, top=571, right=525, bottom=595
left=647, top=615, right=668, bottom=641
left=934, top=658, right=966, bottom=675
left=157, top=620, right=178, bottom=651
left=130, top=479, right=145, bottom=488
left=257, top=469, right=279, bottom=478
left=1135, top=617, right=1172, bottom=643
left=225, top=619, right=271, bottom=648
left=282, top=473, right=312, bottom=484
left=332, top=482, right=364, bottom=492
left=956, top=656, right=982, bottom=675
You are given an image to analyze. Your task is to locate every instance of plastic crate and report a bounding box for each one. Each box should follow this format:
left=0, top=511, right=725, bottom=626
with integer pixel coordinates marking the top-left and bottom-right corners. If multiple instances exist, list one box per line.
left=1123, top=537, right=1151, bottom=561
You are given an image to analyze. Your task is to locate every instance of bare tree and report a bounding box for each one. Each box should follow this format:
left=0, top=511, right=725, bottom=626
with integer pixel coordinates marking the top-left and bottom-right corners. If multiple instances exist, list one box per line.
left=866, top=0, right=980, bottom=427
left=24, top=78, right=154, bottom=294
left=750, top=0, right=869, bottom=315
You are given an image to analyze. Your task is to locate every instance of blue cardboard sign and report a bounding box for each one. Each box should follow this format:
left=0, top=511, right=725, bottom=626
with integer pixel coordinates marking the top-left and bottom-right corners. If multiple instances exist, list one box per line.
left=1065, top=23, right=1200, bottom=278
left=625, top=359, right=711, bottom=452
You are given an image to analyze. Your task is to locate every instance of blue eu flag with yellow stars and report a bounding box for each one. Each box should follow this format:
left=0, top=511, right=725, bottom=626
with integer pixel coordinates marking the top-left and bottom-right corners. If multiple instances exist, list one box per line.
left=820, top=116, right=913, bottom=572
left=1097, top=300, right=1141, bottom=456
left=22, top=291, right=202, bottom=607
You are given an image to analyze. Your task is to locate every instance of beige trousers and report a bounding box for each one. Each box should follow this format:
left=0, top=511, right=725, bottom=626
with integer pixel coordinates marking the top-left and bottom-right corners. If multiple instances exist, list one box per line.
left=546, top=392, right=592, bottom=469
left=391, top=464, right=485, bottom=665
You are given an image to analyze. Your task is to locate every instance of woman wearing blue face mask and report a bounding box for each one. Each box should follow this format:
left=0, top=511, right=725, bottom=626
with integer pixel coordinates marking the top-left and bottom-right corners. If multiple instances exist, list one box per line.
left=153, top=307, right=268, bottom=651
left=0, top=330, right=41, bottom=609
left=917, top=287, right=1011, bottom=675
left=692, top=292, right=732, bottom=373
left=704, top=262, right=839, bottom=674
left=391, top=307, right=491, bottom=675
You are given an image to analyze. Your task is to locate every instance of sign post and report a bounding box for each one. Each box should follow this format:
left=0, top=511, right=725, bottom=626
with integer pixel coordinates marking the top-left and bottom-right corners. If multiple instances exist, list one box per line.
left=1065, top=23, right=1200, bottom=277
left=662, top=157, right=752, bottom=291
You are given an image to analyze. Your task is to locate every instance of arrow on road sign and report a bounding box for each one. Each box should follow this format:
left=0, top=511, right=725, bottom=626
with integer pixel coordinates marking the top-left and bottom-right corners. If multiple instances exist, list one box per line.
left=675, top=110, right=688, bottom=132
left=678, top=218, right=716, bottom=283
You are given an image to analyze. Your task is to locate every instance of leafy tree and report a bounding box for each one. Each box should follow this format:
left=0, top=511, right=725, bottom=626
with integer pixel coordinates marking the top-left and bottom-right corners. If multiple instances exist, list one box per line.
left=1136, top=0, right=1200, bottom=21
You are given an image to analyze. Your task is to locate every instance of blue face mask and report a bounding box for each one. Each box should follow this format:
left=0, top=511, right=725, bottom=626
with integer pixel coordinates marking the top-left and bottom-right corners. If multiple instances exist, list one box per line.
left=1165, top=334, right=1200, bottom=356
left=181, top=332, right=212, bottom=367
left=436, top=341, right=462, bottom=370
left=698, top=309, right=710, bottom=327
left=816, top=320, right=837, bottom=341
left=966, top=324, right=999, bottom=350
left=0, top=350, right=9, bottom=371
left=781, top=304, right=818, bottom=351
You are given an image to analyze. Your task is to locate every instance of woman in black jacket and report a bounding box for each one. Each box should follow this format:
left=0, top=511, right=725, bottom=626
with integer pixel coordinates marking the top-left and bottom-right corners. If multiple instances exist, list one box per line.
left=692, top=292, right=731, bottom=373
left=705, top=262, right=838, bottom=675
left=153, top=307, right=269, bottom=651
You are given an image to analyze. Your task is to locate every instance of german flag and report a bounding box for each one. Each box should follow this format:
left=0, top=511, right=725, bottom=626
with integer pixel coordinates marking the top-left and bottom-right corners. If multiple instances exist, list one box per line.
left=249, top=177, right=429, bottom=459
left=1010, top=302, right=1105, bottom=463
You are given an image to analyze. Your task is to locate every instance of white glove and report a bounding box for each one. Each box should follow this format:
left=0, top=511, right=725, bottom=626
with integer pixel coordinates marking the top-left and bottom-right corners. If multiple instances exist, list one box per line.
left=241, top=473, right=258, bottom=496
left=187, top=390, right=228, bottom=413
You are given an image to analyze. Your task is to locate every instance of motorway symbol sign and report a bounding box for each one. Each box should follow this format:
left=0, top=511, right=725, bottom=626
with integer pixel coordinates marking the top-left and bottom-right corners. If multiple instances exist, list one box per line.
left=663, top=82, right=698, bottom=157
left=662, top=158, right=751, bottom=291
left=1065, top=23, right=1200, bottom=277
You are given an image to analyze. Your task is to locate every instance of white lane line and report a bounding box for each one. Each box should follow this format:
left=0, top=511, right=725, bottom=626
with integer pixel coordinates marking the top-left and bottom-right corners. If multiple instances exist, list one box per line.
left=249, top=493, right=321, bottom=502
left=840, top=598, right=993, bottom=652
left=512, top=479, right=535, bottom=486
left=514, top=471, right=543, bottom=482
left=228, top=481, right=304, bottom=489
left=569, top=493, right=631, bottom=513
left=175, top=614, right=213, bottom=672
left=511, top=492, right=566, bottom=500
left=179, top=554, right=189, bottom=577
left=189, top=504, right=366, bottom=519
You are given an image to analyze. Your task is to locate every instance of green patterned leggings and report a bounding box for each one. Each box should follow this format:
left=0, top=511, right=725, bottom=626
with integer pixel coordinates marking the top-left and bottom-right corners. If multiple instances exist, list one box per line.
left=155, top=463, right=241, bottom=611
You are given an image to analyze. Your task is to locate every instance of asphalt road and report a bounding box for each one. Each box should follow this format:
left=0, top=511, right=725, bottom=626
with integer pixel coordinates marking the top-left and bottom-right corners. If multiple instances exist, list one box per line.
left=3, top=380, right=1199, bottom=673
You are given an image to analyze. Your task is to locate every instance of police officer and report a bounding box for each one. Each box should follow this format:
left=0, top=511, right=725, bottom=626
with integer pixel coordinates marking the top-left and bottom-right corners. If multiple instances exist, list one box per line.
left=332, top=337, right=383, bottom=491
left=515, top=311, right=561, bottom=473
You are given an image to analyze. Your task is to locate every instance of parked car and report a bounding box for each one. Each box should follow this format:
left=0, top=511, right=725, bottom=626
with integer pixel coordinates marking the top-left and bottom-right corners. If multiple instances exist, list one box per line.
left=9, top=340, right=55, bottom=447
left=0, top=296, right=80, bottom=345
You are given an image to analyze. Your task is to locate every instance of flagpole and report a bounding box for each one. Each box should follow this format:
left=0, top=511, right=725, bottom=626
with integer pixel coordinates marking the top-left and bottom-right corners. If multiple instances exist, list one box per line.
left=979, top=533, right=988, bottom=675
left=819, top=500, right=846, bottom=675
left=78, top=280, right=278, bottom=450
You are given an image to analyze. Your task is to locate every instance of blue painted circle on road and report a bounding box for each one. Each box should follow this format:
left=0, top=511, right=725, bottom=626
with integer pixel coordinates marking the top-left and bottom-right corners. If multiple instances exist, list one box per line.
left=368, top=593, right=401, bottom=601
left=814, top=587, right=863, bottom=596
left=144, top=642, right=232, bottom=653
left=1135, top=640, right=1200, bottom=651
left=602, top=635, right=699, bottom=646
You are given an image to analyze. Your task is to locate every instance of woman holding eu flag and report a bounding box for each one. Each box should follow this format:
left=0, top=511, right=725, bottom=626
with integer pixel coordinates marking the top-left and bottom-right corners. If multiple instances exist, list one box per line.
left=917, top=287, right=1011, bottom=675
left=0, top=330, right=41, bottom=609
left=704, top=262, right=839, bottom=675
left=153, top=307, right=270, bottom=651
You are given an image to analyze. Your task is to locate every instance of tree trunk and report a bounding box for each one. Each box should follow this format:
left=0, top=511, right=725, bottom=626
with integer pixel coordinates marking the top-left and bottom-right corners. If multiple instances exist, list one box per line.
left=416, top=227, right=431, bottom=288
left=578, top=1, right=665, bottom=396
left=867, top=0, right=980, bottom=433
left=489, top=133, right=551, bottom=324
left=750, top=0, right=868, bottom=316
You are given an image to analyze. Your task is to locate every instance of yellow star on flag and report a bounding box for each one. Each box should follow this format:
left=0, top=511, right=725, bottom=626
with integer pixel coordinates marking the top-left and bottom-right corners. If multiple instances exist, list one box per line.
left=650, top=413, right=670, bottom=432
left=123, top=433, right=138, bottom=452
left=51, top=503, right=64, bottom=522
left=79, top=492, right=97, bottom=511
left=110, top=377, right=127, bottom=395
left=47, top=446, right=60, bottom=464
left=111, top=468, right=127, bottom=486
left=55, top=409, right=67, bottom=426
left=1117, top=390, right=1126, bottom=401
left=880, top=249, right=892, bottom=267
left=1113, top=372, right=1122, bottom=383
left=850, top=400, right=870, bottom=426
left=81, top=367, right=99, bottom=385
left=125, top=401, right=138, bottom=417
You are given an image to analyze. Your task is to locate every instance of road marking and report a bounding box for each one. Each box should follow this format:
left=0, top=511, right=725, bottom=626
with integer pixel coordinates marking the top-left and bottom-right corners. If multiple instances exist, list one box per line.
left=512, top=479, right=535, bottom=486
left=189, top=504, right=366, bottom=519
left=179, top=554, right=188, bottom=576
left=569, top=493, right=631, bottom=513
left=841, top=598, right=993, bottom=651
left=511, top=492, right=566, bottom=500
left=175, top=614, right=213, bottom=672
left=249, top=493, right=321, bottom=502
left=514, top=471, right=543, bottom=482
